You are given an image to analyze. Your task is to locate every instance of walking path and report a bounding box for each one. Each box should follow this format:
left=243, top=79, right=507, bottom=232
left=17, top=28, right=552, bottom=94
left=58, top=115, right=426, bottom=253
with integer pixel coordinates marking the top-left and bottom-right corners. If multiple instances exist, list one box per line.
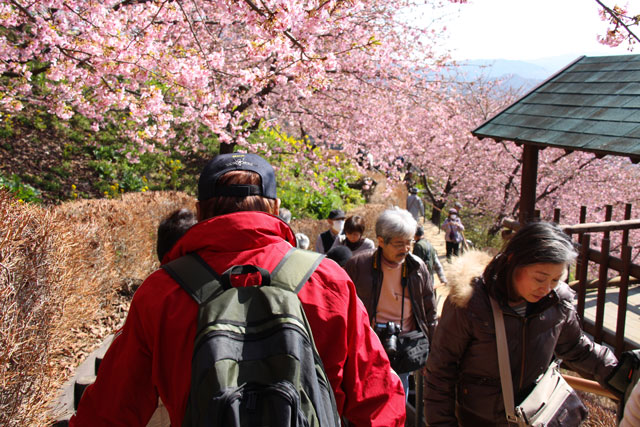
left=417, top=220, right=449, bottom=315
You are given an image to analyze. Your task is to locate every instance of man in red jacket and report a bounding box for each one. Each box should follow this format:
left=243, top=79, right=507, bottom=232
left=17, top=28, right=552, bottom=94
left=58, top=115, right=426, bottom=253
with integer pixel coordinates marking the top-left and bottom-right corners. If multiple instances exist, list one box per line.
left=71, top=153, right=405, bottom=426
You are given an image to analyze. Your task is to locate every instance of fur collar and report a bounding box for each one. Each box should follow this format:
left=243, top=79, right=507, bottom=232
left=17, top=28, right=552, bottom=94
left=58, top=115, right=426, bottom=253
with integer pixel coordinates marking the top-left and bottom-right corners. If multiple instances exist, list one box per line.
left=444, top=249, right=493, bottom=308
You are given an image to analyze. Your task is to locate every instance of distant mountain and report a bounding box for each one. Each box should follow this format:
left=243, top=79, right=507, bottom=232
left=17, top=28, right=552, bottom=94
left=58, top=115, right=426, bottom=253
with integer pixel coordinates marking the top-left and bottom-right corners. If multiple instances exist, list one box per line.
left=449, top=55, right=584, bottom=91
left=528, top=54, right=585, bottom=73
left=457, top=59, right=552, bottom=80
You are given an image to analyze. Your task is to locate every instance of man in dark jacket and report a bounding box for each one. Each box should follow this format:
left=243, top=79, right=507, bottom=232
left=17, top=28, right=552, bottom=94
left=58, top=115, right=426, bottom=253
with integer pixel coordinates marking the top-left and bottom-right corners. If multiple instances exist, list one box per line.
left=345, top=207, right=437, bottom=396
left=314, top=208, right=346, bottom=253
left=71, top=153, right=405, bottom=427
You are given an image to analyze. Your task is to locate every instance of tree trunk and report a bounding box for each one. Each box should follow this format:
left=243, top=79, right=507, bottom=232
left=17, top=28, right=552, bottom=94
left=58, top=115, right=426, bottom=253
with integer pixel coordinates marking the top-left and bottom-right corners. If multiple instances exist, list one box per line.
left=219, top=142, right=236, bottom=154
left=431, top=206, right=442, bottom=227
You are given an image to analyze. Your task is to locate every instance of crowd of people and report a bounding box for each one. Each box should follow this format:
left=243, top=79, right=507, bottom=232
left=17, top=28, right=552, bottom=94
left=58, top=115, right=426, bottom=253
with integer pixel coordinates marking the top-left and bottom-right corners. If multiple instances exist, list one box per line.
left=71, top=153, right=639, bottom=426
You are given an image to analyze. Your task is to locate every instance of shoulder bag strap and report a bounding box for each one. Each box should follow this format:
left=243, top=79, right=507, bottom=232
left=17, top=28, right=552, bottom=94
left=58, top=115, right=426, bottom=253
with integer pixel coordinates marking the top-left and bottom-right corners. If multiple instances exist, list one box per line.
left=162, top=253, right=225, bottom=304
left=270, top=247, right=325, bottom=293
left=490, top=296, right=519, bottom=425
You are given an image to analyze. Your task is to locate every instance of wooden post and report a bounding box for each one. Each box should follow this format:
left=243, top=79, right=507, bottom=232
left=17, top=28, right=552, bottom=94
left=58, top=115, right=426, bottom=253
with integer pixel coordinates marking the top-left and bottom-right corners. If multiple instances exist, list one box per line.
left=576, top=234, right=590, bottom=323
left=594, top=234, right=609, bottom=344
left=622, top=203, right=632, bottom=246
left=594, top=205, right=612, bottom=344
left=553, top=208, right=561, bottom=224
left=575, top=206, right=587, bottom=284
left=518, top=145, right=539, bottom=225
left=604, top=205, right=613, bottom=238
left=615, top=245, right=631, bottom=357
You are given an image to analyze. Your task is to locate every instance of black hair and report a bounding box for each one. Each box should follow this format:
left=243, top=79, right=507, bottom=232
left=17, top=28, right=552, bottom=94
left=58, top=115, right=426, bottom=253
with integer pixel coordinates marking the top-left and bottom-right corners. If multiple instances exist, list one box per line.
left=326, top=245, right=353, bottom=268
left=157, top=208, right=197, bottom=263
left=482, top=221, right=577, bottom=302
left=344, top=215, right=366, bottom=235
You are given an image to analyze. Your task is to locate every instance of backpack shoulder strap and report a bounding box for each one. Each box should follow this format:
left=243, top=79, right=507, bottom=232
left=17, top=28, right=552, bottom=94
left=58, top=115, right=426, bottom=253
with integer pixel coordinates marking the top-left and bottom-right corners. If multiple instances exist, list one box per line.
left=271, top=247, right=325, bottom=293
left=162, top=253, right=224, bottom=304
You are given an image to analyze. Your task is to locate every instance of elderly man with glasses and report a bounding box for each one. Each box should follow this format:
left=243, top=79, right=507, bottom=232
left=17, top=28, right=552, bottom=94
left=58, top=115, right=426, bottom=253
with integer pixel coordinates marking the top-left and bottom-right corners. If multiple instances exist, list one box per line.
left=345, top=207, right=437, bottom=397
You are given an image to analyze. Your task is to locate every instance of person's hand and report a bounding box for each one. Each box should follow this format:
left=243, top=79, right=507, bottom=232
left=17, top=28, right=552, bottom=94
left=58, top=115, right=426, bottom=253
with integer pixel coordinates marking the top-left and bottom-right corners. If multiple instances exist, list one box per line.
left=605, top=349, right=640, bottom=397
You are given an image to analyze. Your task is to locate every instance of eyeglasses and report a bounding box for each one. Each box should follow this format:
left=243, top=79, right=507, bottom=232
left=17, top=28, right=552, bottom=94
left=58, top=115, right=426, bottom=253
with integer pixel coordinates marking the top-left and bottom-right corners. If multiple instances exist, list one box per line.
left=388, top=239, right=415, bottom=249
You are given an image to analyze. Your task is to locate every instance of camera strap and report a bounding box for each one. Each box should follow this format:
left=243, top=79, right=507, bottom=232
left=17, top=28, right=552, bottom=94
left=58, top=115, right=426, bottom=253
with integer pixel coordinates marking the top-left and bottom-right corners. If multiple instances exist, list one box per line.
left=399, top=281, right=406, bottom=334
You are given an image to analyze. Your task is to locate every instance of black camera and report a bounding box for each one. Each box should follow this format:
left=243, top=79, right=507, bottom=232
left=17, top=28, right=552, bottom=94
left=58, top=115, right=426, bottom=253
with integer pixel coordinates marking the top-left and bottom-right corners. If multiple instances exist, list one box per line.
left=374, top=321, right=400, bottom=357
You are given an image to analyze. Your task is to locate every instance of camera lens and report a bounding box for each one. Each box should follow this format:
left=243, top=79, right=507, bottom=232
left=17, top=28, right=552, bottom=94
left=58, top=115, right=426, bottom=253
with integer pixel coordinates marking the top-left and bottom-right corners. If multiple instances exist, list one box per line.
left=386, top=335, right=397, bottom=356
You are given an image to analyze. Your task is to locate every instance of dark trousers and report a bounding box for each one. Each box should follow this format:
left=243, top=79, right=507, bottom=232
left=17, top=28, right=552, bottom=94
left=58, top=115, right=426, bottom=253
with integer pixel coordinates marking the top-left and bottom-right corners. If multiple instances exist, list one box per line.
left=446, top=241, right=460, bottom=261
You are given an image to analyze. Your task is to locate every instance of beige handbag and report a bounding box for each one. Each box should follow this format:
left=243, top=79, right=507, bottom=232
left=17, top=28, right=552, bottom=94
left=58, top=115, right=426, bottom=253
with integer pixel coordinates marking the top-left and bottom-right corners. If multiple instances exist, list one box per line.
left=490, top=297, right=587, bottom=426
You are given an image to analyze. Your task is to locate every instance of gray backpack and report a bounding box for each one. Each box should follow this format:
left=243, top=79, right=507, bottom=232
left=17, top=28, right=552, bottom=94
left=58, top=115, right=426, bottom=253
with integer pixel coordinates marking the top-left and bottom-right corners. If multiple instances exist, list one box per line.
left=162, top=247, right=340, bottom=427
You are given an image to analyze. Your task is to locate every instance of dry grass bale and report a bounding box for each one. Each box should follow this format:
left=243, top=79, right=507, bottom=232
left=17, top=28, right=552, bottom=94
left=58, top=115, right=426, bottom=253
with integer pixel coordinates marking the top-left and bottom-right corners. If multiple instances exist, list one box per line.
left=50, top=191, right=197, bottom=370
left=0, top=191, right=71, bottom=426
left=0, top=190, right=196, bottom=425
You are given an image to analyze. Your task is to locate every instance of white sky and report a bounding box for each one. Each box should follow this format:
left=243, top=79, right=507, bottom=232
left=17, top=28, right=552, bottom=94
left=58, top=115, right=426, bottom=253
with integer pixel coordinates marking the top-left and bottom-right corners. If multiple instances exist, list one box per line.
left=434, top=0, right=635, bottom=61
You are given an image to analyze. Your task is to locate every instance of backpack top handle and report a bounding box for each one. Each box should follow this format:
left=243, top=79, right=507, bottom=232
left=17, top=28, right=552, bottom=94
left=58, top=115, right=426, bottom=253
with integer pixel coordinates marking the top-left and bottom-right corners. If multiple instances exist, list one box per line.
left=221, top=264, right=271, bottom=288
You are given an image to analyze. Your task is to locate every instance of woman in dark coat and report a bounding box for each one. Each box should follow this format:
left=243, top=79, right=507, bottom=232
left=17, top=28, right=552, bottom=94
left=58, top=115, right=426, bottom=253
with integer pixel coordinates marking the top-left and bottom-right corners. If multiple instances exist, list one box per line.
left=424, top=221, right=619, bottom=426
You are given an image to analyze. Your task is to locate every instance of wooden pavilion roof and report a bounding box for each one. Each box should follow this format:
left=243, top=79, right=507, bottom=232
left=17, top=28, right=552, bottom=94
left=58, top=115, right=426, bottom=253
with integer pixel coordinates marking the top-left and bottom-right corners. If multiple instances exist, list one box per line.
left=472, top=54, right=640, bottom=163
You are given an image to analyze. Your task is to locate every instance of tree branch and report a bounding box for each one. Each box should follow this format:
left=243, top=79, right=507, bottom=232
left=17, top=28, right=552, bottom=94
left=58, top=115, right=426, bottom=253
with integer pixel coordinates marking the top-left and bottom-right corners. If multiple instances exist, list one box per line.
left=594, top=0, right=640, bottom=45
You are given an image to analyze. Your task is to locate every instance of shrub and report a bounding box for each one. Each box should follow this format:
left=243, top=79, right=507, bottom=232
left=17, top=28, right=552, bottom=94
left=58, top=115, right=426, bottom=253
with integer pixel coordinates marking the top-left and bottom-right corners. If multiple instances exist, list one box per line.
left=0, top=174, right=42, bottom=203
left=252, top=127, right=365, bottom=219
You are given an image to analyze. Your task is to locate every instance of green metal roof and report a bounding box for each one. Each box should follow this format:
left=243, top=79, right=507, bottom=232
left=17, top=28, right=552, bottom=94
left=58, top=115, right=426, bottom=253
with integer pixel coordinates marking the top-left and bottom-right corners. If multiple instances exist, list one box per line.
left=472, top=54, right=640, bottom=163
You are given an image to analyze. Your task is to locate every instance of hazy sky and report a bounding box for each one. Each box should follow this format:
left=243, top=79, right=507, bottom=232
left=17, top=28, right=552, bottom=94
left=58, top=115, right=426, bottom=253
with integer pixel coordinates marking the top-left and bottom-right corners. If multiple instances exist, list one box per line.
left=435, top=0, right=634, bottom=61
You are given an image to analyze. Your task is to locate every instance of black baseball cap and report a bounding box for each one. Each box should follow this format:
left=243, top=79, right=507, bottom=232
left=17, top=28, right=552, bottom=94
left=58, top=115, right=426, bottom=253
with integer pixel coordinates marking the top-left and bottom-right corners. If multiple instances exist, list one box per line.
left=198, top=153, right=277, bottom=201
left=328, top=209, right=346, bottom=220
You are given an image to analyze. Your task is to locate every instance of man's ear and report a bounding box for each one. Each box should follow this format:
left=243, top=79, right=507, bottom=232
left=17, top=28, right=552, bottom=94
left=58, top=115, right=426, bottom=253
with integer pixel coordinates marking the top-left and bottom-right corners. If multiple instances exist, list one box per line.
left=377, top=236, right=385, bottom=247
left=273, top=198, right=281, bottom=216
left=196, top=201, right=203, bottom=222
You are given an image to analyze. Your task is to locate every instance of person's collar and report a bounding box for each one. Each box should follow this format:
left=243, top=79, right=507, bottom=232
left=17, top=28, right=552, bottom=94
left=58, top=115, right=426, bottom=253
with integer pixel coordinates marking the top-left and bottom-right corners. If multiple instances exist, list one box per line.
left=381, top=255, right=403, bottom=269
left=165, top=211, right=296, bottom=262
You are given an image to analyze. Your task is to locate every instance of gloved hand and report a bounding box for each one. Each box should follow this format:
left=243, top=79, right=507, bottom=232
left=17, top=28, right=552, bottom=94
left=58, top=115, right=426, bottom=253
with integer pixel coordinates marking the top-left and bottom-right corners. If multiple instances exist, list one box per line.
left=606, top=350, right=640, bottom=397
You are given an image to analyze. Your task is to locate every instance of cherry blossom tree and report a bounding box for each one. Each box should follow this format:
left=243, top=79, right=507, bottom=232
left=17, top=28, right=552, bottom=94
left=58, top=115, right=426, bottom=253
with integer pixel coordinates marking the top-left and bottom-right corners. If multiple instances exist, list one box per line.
left=0, top=0, right=463, bottom=159
left=336, top=67, right=640, bottom=239
left=3, top=0, right=638, bottom=244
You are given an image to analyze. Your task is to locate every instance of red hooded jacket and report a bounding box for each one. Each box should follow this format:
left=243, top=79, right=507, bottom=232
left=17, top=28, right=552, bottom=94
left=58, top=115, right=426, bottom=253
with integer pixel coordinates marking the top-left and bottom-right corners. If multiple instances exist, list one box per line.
left=71, top=211, right=405, bottom=426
